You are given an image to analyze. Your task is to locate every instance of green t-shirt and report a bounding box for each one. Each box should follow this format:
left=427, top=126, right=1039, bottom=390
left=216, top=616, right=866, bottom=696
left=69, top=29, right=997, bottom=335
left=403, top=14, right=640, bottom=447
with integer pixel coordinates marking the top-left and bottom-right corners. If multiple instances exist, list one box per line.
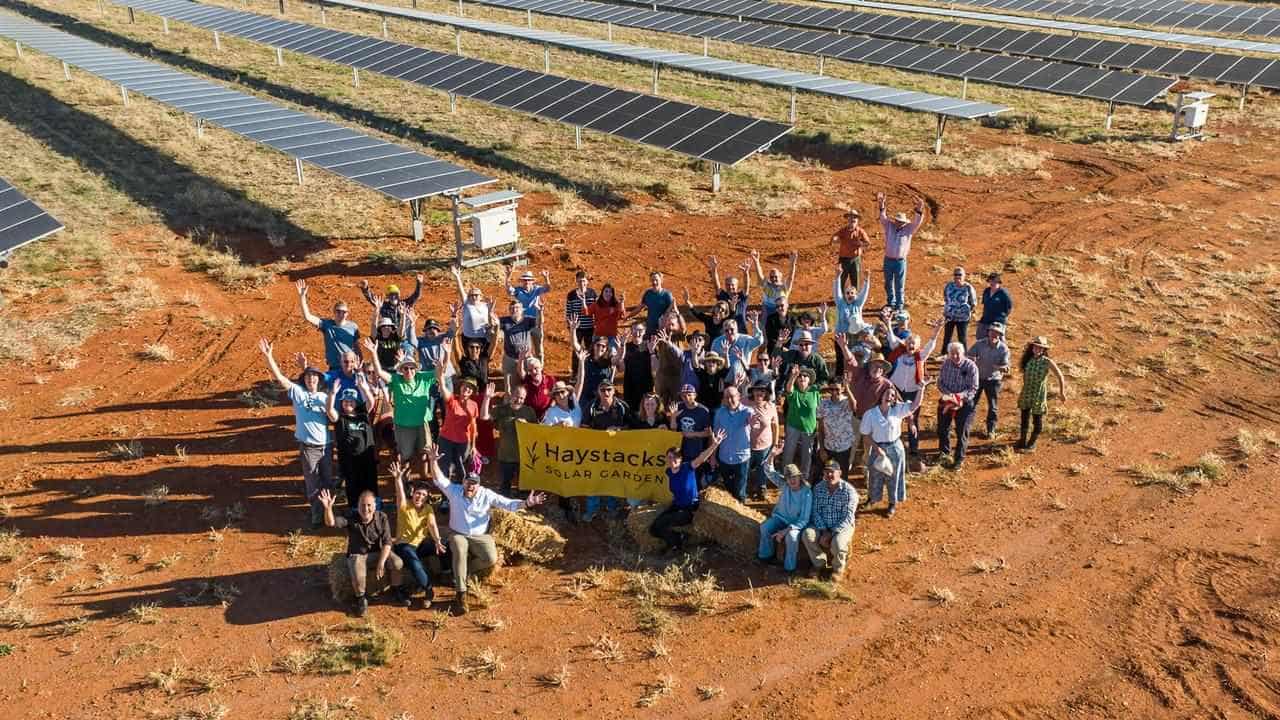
left=785, top=388, right=821, bottom=434
left=390, top=371, right=436, bottom=428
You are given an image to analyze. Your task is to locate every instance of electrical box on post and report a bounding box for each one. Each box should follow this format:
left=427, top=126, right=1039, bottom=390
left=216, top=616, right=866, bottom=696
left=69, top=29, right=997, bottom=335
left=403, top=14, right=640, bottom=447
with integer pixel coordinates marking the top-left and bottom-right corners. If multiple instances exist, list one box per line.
left=451, top=188, right=525, bottom=268
left=1171, top=90, right=1214, bottom=142
left=471, top=204, right=518, bottom=250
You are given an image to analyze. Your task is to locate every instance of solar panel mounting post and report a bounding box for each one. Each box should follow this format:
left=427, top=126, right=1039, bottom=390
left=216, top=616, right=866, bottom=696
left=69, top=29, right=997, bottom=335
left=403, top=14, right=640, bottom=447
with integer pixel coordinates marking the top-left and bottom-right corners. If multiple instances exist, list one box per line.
left=1238, top=83, right=1248, bottom=111
left=933, top=114, right=948, bottom=155
left=410, top=198, right=425, bottom=242
left=294, top=157, right=304, bottom=184
left=13, top=41, right=20, bottom=60
left=275, top=47, right=284, bottom=65
left=607, top=21, right=613, bottom=40
left=450, top=93, right=457, bottom=113
left=1105, top=100, right=1115, bottom=130
left=213, top=30, right=221, bottom=50
left=195, top=116, right=205, bottom=138
left=712, top=163, right=722, bottom=192
left=455, top=26, right=461, bottom=53
left=162, top=17, right=169, bottom=34
left=652, top=63, right=659, bottom=93
left=574, top=126, right=582, bottom=148
left=61, top=60, right=70, bottom=80
left=703, top=36, right=708, bottom=56
left=120, top=85, right=128, bottom=106
left=527, top=9, right=532, bottom=27
left=352, top=66, right=360, bottom=86
left=818, top=55, right=825, bottom=76
left=279, top=0, right=286, bottom=14
left=543, top=45, right=550, bottom=72
left=382, top=17, right=388, bottom=38
left=789, top=87, right=797, bottom=122
left=127, top=7, right=135, bottom=23
left=961, top=77, right=968, bottom=100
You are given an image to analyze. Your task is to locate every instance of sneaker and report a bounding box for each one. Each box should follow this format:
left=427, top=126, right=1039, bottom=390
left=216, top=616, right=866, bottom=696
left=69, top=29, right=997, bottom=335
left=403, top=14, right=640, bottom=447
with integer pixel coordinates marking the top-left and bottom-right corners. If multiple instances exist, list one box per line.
left=455, top=592, right=470, bottom=615
left=952, top=459, right=964, bottom=471
left=886, top=503, right=897, bottom=518
left=392, top=588, right=412, bottom=608
left=424, top=585, right=435, bottom=604
left=353, top=595, right=368, bottom=617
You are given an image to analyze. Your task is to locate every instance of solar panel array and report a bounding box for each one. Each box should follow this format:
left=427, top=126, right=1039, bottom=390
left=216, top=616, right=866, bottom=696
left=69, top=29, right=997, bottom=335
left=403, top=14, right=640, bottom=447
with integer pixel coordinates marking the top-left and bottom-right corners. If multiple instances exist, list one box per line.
left=0, top=15, right=497, bottom=202
left=898, top=0, right=1280, bottom=39
left=321, top=0, right=1008, bottom=118
left=112, top=0, right=792, bottom=166
left=596, top=0, right=1280, bottom=90
left=831, top=0, right=1280, bottom=56
left=0, top=177, right=65, bottom=256
left=460, top=0, right=1176, bottom=104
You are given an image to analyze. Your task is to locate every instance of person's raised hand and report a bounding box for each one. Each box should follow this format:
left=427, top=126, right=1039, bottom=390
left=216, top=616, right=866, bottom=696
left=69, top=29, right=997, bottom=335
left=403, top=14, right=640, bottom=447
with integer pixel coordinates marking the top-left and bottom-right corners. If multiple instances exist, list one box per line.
left=485, top=381, right=496, bottom=397
left=295, top=279, right=307, bottom=296
left=541, top=270, right=550, bottom=283
left=449, top=265, right=462, bottom=279
left=875, top=191, right=886, bottom=205
left=416, top=273, right=425, bottom=284
left=749, top=249, right=760, bottom=261
left=789, top=364, right=800, bottom=377
left=370, top=292, right=384, bottom=307
left=258, top=338, right=273, bottom=356
left=526, top=491, right=547, bottom=507
left=316, top=488, right=335, bottom=508
left=293, top=352, right=307, bottom=372
left=711, top=428, right=727, bottom=445
left=359, top=279, right=370, bottom=290
left=389, top=457, right=406, bottom=479
left=361, top=337, right=377, bottom=354
left=770, top=355, right=782, bottom=371
left=331, top=377, right=341, bottom=394
left=568, top=313, right=580, bottom=331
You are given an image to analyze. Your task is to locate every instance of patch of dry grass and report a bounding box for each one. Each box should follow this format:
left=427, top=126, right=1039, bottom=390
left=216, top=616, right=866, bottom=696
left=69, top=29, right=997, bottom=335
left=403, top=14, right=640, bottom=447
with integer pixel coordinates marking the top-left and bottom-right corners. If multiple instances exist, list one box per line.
left=110, top=440, right=145, bottom=461
left=0, top=529, right=28, bottom=563
left=971, top=557, right=1007, bottom=574
left=126, top=602, right=164, bottom=625
left=535, top=664, right=572, bottom=689
left=140, top=343, right=175, bottom=362
left=790, top=578, right=854, bottom=602
left=0, top=601, right=39, bottom=629
left=448, top=647, right=503, bottom=678
left=637, top=674, right=677, bottom=708
left=926, top=586, right=956, bottom=606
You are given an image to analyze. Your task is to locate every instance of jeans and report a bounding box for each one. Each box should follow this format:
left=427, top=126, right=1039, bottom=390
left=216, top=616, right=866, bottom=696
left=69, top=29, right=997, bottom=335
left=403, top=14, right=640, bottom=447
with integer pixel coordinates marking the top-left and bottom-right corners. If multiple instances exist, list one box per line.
left=883, top=257, right=908, bottom=309
left=718, top=458, right=750, bottom=503
left=649, top=504, right=697, bottom=549
left=896, top=390, right=922, bottom=455
left=838, top=255, right=862, bottom=292
left=345, top=551, right=404, bottom=597
left=393, top=540, right=448, bottom=595
left=747, top=447, right=773, bottom=496
left=437, top=436, right=470, bottom=482
left=975, top=378, right=1002, bottom=434
left=498, top=461, right=519, bottom=495
left=937, top=400, right=976, bottom=463
left=448, top=533, right=497, bottom=593
left=583, top=495, right=621, bottom=520
left=782, top=429, right=815, bottom=480
left=943, top=320, right=969, bottom=348
left=299, top=442, right=334, bottom=524
left=802, top=525, right=855, bottom=578
left=758, top=516, right=802, bottom=571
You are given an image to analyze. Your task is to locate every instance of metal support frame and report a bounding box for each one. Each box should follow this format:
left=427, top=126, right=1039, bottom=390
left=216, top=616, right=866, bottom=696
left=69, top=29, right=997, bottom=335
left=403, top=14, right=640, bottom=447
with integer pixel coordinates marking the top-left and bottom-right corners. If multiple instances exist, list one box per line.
left=352, top=66, right=360, bottom=86
left=128, top=7, right=135, bottom=23
left=451, top=194, right=464, bottom=263
left=294, top=157, right=304, bottom=184
left=527, top=9, right=532, bottom=27
left=409, top=198, right=425, bottom=242
left=274, top=47, right=283, bottom=66
left=1238, top=83, right=1248, bottom=111
left=162, top=17, right=169, bottom=33
left=711, top=163, right=722, bottom=193
left=321, top=6, right=327, bottom=24
left=651, top=63, right=659, bottom=94
left=543, top=45, right=550, bottom=72
left=449, top=93, right=457, bottom=113
left=789, top=87, right=796, bottom=123
left=412, top=0, right=417, bottom=7
left=961, top=77, right=968, bottom=100
left=574, top=126, right=582, bottom=149
left=458, top=0, right=463, bottom=16
left=933, top=114, right=948, bottom=155
left=817, top=55, right=825, bottom=76
left=607, top=21, right=613, bottom=41
left=213, top=30, right=221, bottom=50
left=381, top=17, right=388, bottom=39
left=13, top=41, right=20, bottom=60
left=703, top=36, right=708, bottom=56
left=1104, top=100, right=1115, bottom=130
left=61, top=60, right=70, bottom=81
left=195, top=116, right=205, bottom=138
left=278, top=0, right=286, bottom=13
left=454, top=27, right=461, bottom=54
left=120, top=85, right=129, bottom=106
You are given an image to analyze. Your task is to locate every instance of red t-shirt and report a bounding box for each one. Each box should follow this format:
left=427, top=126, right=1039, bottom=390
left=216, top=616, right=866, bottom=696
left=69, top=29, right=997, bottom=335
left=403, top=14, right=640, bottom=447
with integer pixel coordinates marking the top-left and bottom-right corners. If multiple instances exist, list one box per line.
left=834, top=226, right=870, bottom=258
left=440, top=395, right=478, bottom=444
left=586, top=302, right=624, bottom=338
left=523, top=373, right=557, bottom=419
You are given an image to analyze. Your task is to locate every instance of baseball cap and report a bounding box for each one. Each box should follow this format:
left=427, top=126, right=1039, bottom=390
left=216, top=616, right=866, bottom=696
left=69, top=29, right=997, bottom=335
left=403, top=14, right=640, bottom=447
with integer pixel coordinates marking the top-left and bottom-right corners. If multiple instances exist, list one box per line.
left=680, top=383, right=697, bottom=394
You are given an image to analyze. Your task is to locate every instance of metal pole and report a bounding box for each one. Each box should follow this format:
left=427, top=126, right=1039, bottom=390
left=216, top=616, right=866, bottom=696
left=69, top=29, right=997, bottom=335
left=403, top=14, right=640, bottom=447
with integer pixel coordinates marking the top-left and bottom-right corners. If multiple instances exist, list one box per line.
left=607, top=21, right=613, bottom=41
left=455, top=27, right=461, bottom=54
left=543, top=46, right=550, bottom=72
left=128, top=7, right=135, bottom=23
left=961, top=77, right=968, bottom=100
left=652, top=63, right=659, bottom=94
left=527, top=9, right=532, bottom=27
left=818, top=56, right=825, bottom=76
left=352, top=67, right=360, bottom=86
left=410, top=199, right=424, bottom=242
left=574, top=126, right=582, bottom=149
left=13, top=42, right=20, bottom=60
left=412, top=0, right=417, bottom=6
left=295, top=157, right=304, bottom=184
left=162, top=17, right=169, bottom=33
left=703, top=36, right=708, bottom=56
left=1105, top=100, right=1114, bottom=131
left=450, top=93, right=457, bottom=113
left=382, top=17, right=388, bottom=39
left=61, top=60, right=70, bottom=81
left=711, top=163, right=722, bottom=193
left=196, top=117, right=205, bottom=138
left=789, top=87, right=796, bottom=123
left=321, top=6, right=326, bottom=24
left=933, top=114, right=947, bottom=155
left=275, top=47, right=284, bottom=66
left=1238, top=83, right=1248, bottom=111
left=120, top=85, right=129, bottom=106
left=213, top=31, right=221, bottom=50
left=451, top=194, right=464, bottom=266
left=279, top=0, right=286, bottom=14
left=458, top=0, right=463, bottom=16
left=1170, top=92, right=1183, bottom=140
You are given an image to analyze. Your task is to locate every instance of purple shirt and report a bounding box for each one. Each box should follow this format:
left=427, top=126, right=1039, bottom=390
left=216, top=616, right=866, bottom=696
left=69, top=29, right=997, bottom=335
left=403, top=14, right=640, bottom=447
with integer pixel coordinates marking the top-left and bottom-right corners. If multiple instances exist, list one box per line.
left=880, top=210, right=924, bottom=260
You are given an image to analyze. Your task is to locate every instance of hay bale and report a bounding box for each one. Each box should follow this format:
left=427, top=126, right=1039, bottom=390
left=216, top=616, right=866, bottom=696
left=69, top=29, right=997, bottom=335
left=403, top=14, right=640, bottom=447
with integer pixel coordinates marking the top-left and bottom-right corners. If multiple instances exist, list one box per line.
left=489, top=508, right=566, bottom=564
left=690, top=487, right=766, bottom=560
left=625, top=504, right=669, bottom=554
left=327, top=553, right=392, bottom=604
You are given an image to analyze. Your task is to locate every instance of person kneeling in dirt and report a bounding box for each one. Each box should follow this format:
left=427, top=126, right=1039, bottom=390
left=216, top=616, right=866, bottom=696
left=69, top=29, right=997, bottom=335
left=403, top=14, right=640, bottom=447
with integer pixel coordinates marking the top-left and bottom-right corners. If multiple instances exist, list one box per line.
left=431, top=462, right=546, bottom=614
left=317, top=488, right=405, bottom=617
left=650, top=429, right=725, bottom=552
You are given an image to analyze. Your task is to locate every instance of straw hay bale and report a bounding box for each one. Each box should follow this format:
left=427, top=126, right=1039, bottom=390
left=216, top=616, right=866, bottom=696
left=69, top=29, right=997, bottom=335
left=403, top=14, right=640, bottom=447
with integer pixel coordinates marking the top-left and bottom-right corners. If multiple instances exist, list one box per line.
left=489, top=508, right=566, bottom=564
left=327, top=553, right=391, bottom=604
left=690, top=487, right=766, bottom=560
left=625, top=504, right=669, bottom=554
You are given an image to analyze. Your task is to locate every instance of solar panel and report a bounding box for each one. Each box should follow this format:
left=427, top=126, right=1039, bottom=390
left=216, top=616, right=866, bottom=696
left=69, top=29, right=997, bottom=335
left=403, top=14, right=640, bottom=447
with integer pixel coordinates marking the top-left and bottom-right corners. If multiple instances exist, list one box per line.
left=0, top=13, right=494, bottom=203
left=110, top=0, right=791, bottom=166
left=123, top=0, right=1006, bottom=121
left=0, top=177, right=64, bottom=258
left=456, top=0, right=1174, bottom=103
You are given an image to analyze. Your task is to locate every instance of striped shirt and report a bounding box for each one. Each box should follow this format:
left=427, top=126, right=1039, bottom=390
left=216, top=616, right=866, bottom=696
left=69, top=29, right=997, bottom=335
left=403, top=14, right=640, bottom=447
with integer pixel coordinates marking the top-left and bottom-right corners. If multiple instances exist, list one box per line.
left=937, top=357, right=979, bottom=403
left=564, top=288, right=597, bottom=330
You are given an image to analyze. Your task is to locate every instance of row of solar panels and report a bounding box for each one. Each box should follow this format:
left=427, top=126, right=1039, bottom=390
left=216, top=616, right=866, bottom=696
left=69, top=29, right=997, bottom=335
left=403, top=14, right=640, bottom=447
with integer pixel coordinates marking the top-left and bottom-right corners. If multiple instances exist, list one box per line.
left=463, top=0, right=1175, bottom=103
left=312, top=0, right=1007, bottom=118
left=0, top=176, right=63, bottom=256
left=0, top=14, right=499, bottom=201
left=910, top=0, right=1280, bottom=38
left=834, top=0, right=1280, bottom=56
left=963, top=0, right=1279, bottom=21
left=615, top=0, right=1280, bottom=89
left=110, top=0, right=791, bottom=165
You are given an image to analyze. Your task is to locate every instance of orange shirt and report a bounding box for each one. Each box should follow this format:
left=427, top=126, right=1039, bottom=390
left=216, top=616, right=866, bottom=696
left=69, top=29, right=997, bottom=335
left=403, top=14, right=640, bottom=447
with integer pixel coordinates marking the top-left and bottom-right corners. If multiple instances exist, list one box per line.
left=834, top=225, right=870, bottom=258
left=440, top=395, right=478, bottom=444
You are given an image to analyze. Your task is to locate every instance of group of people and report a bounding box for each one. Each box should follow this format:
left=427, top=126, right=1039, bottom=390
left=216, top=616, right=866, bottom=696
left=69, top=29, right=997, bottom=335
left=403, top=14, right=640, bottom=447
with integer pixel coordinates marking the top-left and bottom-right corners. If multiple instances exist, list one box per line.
left=260, top=192, right=1070, bottom=614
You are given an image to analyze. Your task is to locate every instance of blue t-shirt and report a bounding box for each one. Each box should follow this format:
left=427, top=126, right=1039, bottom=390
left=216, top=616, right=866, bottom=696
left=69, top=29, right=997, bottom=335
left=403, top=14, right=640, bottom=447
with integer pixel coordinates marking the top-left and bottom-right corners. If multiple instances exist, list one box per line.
left=321, top=371, right=364, bottom=409
left=675, top=403, right=711, bottom=461
left=289, top=384, right=332, bottom=445
left=318, top=319, right=359, bottom=370
left=641, top=289, right=674, bottom=333
left=511, top=285, right=549, bottom=319
left=667, top=463, right=699, bottom=509
left=713, top=405, right=753, bottom=464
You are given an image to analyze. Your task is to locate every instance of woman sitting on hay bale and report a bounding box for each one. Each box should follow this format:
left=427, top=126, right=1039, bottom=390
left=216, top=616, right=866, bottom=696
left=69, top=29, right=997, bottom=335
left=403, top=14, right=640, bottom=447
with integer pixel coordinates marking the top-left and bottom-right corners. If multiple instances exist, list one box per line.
left=757, top=462, right=812, bottom=574
left=650, top=428, right=725, bottom=551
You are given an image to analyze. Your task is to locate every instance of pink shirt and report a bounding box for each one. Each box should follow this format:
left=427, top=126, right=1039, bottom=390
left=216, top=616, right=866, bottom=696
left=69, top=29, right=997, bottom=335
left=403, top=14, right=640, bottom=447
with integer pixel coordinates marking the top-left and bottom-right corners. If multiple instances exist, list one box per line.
left=749, top=401, right=778, bottom=451
left=880, top=211, right=924, bottom=260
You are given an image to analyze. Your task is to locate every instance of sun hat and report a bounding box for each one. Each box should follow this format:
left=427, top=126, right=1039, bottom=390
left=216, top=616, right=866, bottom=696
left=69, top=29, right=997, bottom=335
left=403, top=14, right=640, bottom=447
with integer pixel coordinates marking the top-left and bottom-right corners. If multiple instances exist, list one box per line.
left=893, top=211, right=909, bottom=223
left=424, top=319, right=441, bottom=331
left=856, top=325, right=876, bottom=337
left=387, top=284, right=400, bottom=295
left=462, top=473, right=481, bottom=485
left=749, top=380, right=770, bottom=393
left=1030, top=336, right=1051, bottom=348
left=783, top=463, right=802, bottom=479
left=689, top=330, right=708, bottom=341
left=703, top=352, right=725, bottom=364
left=794, top=330, right=813, bottom=344
left=987, top=272, right=1002, bottom=282
left=824, top=459, right=842, bottom=471
left=396, top=356, right=419, bottom=370
left=987, top=322, right=1006, bottom=336
left=797, top=367, right=816, bottom=380
left=519, top=270, right=535, bottom=281
left=852, top=345, right=872, bottom=361
left=845, top=208, right=860, bottom=219
left=302, top=366, right=325, bottom=379
left=869, top=358, right=892, bottom=373
left=377, top=317, right=395, bottom=328
left=456, top=376, right=478, bottom=390
left=798, top=311, right=815, bottom=324
left=551, top=380, right=572, bottom=395
left=893, top=309, right=911, bottom=325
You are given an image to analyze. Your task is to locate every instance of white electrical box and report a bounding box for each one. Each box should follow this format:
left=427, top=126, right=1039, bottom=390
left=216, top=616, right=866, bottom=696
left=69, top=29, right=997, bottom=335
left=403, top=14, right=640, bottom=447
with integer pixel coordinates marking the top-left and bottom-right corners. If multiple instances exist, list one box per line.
left=1179, top=102, right=1208, bottom=129
left=471, top=204, right=519, bottom=250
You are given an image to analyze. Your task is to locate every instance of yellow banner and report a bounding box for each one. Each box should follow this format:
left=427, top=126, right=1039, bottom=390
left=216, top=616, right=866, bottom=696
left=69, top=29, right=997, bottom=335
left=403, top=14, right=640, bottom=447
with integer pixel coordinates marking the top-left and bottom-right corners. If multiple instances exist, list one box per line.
left=516, top=424, right=681, bottom=502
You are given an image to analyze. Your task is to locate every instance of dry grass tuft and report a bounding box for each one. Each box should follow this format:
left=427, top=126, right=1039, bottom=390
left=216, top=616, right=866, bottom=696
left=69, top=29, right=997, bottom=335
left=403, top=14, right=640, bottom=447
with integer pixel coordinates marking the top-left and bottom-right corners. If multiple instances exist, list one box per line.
left=143, top=484, right=170, bottom=506
left=1048, top=407, right=1100, bottom=443
left=0, top=601, right=39, bottom=629
left=971, top=557, right=1007, bottom=574
left=472, top=615, right=506, bottom=632
left=448, top=647, right=503, bottom=678
left=624, top=559, right=721, bottom=614
left=286, top=697, right=358, bottom=720
left=127, top=602, right=164, bottom=625
left=647, top=639, right=670, bottom=659
left=1234, top=428, right=1279, bottom=458
left=590, top=634, right=624, bottom=664
left=986, top=446, right=1018, bottom=468
left=110, top=440, right=146, bottom=461
left=790, top=578, right=854, bottom=602
left=58, top=387, right=94, bottom=407
left=634, top=603, right=675, bottom=637
left=49, top=615, right=89, bottom=637
left=697, top=685, right=725, bottom=701
left=534, top=664, right=572, bottom=689
left=173, top=701, right=230, bottom=720
left=140, top=343, right=175, bottom=362
left=926, top=586, right=956, bottom=606
left=999, top=466, right=1041, bottom=490
left=1127, top=463, right=1211, bottom=494
left=298, top=621, right=403, bottom=674
left=0, top=529, right=28, bottom=563
left=637, top=674, right=677, bottom=707
left=420, top=611, right=450, bottom=641
left=51, top=543, right=85, bottom=562
left=1192, top=452, right=1226, bottom=480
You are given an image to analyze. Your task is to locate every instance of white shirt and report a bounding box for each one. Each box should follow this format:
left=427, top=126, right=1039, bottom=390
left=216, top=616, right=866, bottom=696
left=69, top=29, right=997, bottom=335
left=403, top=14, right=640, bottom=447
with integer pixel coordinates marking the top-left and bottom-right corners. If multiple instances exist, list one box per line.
left=430, top=479, right=524, bottom=536
left=461, top=301, right=489, bottom=339
left=885, top=332, right=938, bottom=392
left=541, top=403, right=581, bottom=428
left=859, top=402, right=915, bottom=444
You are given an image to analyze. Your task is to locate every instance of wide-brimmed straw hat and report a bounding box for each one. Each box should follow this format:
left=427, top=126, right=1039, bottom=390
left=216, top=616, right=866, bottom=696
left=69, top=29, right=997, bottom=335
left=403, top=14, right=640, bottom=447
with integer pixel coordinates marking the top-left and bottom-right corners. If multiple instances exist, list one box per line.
left=1030, top=336, right=1051, bottom=348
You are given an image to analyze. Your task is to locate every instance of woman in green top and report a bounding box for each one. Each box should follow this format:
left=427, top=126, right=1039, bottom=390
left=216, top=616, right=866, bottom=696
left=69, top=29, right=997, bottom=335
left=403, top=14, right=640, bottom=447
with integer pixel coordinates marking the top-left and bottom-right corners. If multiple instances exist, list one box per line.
left=1016, top=336, right=1067, bottom=452
left=782, top=365, right=821, bottom=480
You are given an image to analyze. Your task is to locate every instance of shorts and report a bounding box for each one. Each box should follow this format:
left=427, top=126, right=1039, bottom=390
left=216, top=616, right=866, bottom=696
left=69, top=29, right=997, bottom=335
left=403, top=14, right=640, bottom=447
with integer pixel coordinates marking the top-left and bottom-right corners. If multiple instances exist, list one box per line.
left=394, top=424, right=429, bottom=461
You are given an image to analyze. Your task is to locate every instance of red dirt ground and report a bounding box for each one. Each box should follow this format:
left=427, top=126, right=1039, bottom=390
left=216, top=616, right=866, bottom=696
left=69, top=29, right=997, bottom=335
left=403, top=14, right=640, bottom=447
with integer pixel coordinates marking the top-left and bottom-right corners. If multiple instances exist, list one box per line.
left=1, top=120, right=1278, bottom=720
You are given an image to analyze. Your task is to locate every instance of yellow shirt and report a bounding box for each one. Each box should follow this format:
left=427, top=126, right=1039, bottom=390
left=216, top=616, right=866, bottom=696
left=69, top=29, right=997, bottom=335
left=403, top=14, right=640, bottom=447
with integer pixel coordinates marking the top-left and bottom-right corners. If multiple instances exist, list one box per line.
left=396, top=503, right=436, bottom=546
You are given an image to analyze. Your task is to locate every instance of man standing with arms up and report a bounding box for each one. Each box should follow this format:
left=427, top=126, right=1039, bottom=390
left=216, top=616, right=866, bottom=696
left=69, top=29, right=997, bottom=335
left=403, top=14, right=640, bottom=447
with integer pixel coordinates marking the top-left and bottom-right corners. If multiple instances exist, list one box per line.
left=832, top=208, right=871, bottom=292
left=877, top=191, right=926, bottom=311
left=508, top=267, right=551, bottom=360
left=295, top=280, right=360, bottom=372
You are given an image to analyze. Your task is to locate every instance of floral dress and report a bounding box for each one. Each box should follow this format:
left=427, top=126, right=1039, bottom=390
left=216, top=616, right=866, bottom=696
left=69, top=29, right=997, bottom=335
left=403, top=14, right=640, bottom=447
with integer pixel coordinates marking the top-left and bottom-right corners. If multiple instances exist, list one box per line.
left=1017, top=356, right=1050, bottom=415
